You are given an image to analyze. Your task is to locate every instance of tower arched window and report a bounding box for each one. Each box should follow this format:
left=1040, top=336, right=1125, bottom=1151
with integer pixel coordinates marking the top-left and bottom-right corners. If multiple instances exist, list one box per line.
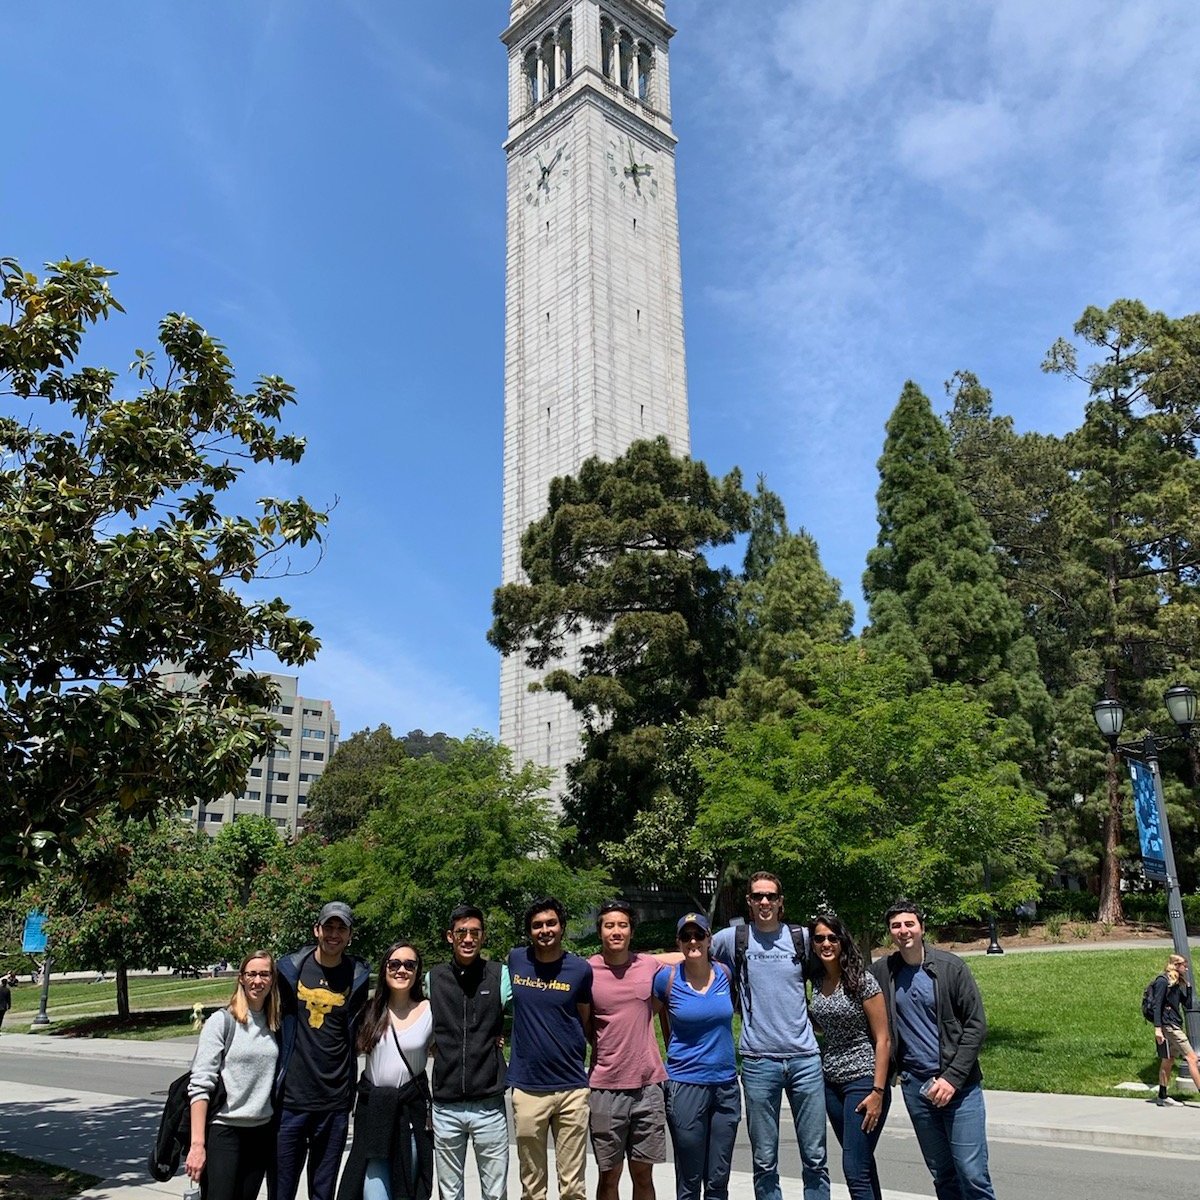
left=559, top=18, right=573, bottom=81
left=523, top=47, right=538, bottom=108
left=600, top=19, right=616, bottom=82
left=619, top=32, right=634, bottom=93
left=637, top=42, right=653, bottom=102
left=541, top=34, right=557, bottom=94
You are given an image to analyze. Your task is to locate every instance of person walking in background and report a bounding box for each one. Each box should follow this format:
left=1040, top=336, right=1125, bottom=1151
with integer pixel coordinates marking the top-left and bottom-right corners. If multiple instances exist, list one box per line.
left=276, top=902, right=372, bottom=1200
left=186, top=950, right=281, bottom=1200
left=0, top=975, right=10, bottom=1032
left=428, top=905, right=511, bottom=1200
left=807, top=914, right=890, bottom=1200
left=508, top=896, right=593, bottom=1200
left=710, top=872, right=828, bottom=1200
left=870, top=900, right=995, bottom=1200
left=653, top=913, right=740, bottom=1200
left=1150, top=954, right=1200, bottom=1105
left=588, top=900, right=669, bottom=1200
left=337, top=941, right=434, bottom=1200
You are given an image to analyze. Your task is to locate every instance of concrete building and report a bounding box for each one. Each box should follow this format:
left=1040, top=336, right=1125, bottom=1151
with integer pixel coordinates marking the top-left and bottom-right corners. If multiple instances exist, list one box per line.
left=164, top=671, right=339, bottom=835
left=498, top=0, right=691, bottom=798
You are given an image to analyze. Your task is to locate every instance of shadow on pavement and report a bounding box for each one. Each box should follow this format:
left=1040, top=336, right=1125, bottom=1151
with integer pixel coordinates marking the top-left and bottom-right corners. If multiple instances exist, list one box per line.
left=0, top=1094, right=165, bottom=1183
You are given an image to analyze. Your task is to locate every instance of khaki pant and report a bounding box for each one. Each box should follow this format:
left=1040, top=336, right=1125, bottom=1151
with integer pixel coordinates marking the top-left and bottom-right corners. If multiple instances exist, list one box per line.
left=511, top=1087, right=590, bottom=1200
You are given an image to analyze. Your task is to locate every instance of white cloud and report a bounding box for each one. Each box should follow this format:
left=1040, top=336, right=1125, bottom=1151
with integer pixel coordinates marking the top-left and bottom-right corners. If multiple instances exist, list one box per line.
left=895, top=96, right=1018, bottom=188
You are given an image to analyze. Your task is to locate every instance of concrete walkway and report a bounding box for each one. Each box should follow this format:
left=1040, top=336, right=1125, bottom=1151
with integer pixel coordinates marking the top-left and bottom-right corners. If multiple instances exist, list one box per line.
left=2, top=1033, right=1198, bottom=1200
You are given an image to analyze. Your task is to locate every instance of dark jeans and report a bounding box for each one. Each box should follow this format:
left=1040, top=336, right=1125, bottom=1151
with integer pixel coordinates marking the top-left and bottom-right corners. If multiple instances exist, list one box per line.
left=824, top=1076, right=889, bottom=1200
left=899, top=1075, right=995, bottom=1200
left=201, top=1121, right=274, bottom=1200
left=664, top=1079, right=741, bottom=1200
left=276, top=1108, right=350, bottom=1200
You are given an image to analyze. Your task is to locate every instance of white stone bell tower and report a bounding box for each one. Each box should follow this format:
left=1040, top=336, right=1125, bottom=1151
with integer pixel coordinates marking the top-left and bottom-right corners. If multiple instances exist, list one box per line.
left=498, top=0, right=691, bottom=798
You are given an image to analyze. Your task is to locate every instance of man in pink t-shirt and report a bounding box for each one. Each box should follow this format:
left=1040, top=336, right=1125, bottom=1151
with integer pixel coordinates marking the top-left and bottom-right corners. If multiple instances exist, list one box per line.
left=587, top=901, right=672, bottom=1200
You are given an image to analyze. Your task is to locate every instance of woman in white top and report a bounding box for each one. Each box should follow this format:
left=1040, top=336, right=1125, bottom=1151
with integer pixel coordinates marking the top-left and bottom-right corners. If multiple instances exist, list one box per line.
left=186, top=950, right=280, bottom=1200
left=337, top=941, right=434, bottom=1200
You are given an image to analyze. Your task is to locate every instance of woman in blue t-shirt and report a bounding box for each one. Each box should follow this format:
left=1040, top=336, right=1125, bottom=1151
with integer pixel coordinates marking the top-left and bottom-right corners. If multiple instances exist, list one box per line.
left=652, top=913, right=740, bottom=1200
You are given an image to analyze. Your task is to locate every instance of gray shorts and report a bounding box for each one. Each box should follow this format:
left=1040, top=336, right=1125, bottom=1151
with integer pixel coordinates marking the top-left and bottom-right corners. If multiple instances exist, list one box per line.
left=589, top=1083, right=667, bottom=1170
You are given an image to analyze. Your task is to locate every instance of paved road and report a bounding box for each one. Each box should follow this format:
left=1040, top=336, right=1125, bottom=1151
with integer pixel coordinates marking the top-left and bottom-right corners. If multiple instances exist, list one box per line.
left=1, top=1049, right=1195, bottom=1200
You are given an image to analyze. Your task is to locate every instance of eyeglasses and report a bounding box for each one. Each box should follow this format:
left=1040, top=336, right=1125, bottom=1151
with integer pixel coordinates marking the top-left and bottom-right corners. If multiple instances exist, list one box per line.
left=812, top=934, right=840, bottom=945
left=386, top=958, right=419, bottom=973
left=451, top=927, right=483, bottom=941
left=242, top=971, right=273, bottom=981
left=749, top=892, right=780, bottom=903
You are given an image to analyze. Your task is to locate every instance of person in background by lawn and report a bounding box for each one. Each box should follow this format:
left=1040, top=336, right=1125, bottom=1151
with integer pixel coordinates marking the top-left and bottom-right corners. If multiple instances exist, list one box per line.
left=1151, top=954, right=1200, bottom=1105
left=807, top=914, right=890, bottom=1200
left=870, top=900, right=995, bottom=1200
left=186, top=950, right=281, bottom=1200
left=0, top=976, right=10, bottom=1032
left=276, top=902, right=372, bottom=1200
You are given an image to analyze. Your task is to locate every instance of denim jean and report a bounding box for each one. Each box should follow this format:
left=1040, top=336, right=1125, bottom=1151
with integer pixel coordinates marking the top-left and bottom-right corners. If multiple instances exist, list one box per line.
left=663, top=1079, right=741, bottom=1200
left=899, top=1075, right=996, bottom=1200
left=740, top=1055, right=829, bottom=1200
left=824, top=1076, right=890, bottom=1200
left=432, top=1097, right=510, bottom=1200
left=275, top=1108, right=350, bottom=1200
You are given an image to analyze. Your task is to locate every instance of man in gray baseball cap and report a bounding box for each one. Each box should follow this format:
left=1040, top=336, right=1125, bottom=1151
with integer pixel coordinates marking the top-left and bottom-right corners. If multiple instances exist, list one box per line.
left=275, top=902, right=371, bottom=1200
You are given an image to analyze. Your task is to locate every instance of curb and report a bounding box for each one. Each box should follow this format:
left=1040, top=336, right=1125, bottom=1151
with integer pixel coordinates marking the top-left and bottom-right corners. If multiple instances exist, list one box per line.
left=989, top=1117, right=1200, bottom=1156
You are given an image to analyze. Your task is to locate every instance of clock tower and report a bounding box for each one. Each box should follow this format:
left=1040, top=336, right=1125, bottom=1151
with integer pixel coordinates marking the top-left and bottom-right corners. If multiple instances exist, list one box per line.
left=499, top=0, right=691, bottom=797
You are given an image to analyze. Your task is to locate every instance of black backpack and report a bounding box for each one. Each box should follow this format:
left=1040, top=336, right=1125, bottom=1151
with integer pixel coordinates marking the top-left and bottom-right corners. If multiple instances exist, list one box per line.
left=732, top=921, right=810, bottom=1019
left=148, top=1010, right=233, bottom=1182
left=1142, top=975, right=1165, bottom=1023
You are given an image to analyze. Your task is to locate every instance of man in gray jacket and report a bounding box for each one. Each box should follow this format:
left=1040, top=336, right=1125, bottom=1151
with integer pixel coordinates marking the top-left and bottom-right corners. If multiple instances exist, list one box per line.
left=869, top=899, right=995, bottom=1200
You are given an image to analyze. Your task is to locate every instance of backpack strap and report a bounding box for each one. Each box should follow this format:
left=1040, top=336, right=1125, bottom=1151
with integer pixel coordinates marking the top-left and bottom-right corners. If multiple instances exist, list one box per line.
left=788, top=924, right=810, bottom=967
left=734, top=922, right=750, bottom=1018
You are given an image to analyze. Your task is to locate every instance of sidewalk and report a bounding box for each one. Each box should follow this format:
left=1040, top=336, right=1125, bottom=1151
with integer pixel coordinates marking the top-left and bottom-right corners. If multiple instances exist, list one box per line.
left=2, top=1034, right=1198, bottom=1200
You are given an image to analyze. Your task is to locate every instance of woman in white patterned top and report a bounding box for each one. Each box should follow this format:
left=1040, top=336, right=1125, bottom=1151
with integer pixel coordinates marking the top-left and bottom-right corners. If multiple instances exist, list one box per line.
left=807, top=914, right=891, bottom=1200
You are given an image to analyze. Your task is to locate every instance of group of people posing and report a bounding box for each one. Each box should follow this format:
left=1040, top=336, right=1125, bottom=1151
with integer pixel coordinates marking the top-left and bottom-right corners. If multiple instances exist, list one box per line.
left=185, top=875, right=997, bottom=1200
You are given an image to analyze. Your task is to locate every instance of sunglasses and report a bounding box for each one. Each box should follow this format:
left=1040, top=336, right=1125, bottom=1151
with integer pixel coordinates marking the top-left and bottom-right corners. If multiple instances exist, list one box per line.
left=679, top=930, right=709, bottom=942
left=749, top=892, right=780, bottom=903
left=451, top=928, right=483, bottom=941
left=812, top=934, right=840, bottom=945
left=386, top=958, right=419, bottom=973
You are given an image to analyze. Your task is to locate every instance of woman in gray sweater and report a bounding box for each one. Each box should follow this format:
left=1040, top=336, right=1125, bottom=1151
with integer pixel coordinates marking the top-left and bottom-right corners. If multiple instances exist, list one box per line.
left=187, top=950, right=281, bottom=1200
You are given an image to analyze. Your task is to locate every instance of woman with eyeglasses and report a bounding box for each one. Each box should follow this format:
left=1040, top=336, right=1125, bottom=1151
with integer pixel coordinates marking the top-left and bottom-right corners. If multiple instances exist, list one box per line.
left=337, top=942, right=434, bottom=1200
left=807, top=914, right=891, bottom=1200
left=652, top=913, right=740, bottom=1200
left=185, top=950, right=281, bottom=1200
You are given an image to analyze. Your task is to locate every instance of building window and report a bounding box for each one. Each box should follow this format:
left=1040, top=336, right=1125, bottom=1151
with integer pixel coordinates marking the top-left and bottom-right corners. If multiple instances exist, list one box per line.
left=208, top=812, right=224, bottom=823
left=302, top=727, right=325, bottom=740
left=524, top=46, right=538, bottom=107
left=559, top=17, right=572, bottom=80
left=601, top=19, right=615, bottom=81
left=619, top=32, right=634, bottom=92
left=250, top=767, right=263, bottom=778
left=278, top=727, right=293, bottom=737
left=272, top=793, right=288, bottom=804
left=244, top=790, right=261, bottom=801
left=637, top=42, right=653, bottom=102
left=298, top=795, right=307, bottom=805
left=302, top=706, right=322, bottom=717
left=268, top=770, right=289, bottom=781
left=274, top=748, right=290, bottom=759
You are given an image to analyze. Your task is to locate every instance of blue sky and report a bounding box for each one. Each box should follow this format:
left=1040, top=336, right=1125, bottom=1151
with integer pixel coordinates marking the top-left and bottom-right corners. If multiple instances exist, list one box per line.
left=5, top=2, right=1199, bottom=740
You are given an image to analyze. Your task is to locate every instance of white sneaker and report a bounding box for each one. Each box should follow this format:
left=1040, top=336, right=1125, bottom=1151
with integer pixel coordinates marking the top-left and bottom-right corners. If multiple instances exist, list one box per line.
left=1158, top=1095, right=1181, bottom=1106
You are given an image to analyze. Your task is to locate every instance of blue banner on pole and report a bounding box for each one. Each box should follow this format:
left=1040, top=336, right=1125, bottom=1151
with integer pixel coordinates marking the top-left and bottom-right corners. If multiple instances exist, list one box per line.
left=22, top=909, right=48, bottom=954
left=1129, top=761, right=1168, bottom=883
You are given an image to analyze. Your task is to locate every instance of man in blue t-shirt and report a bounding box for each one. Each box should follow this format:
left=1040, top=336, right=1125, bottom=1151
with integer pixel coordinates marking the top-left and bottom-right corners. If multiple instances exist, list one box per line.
left=711, top=871, right=828, bottom=1200
left=508, top=896, right=593, bottom=1200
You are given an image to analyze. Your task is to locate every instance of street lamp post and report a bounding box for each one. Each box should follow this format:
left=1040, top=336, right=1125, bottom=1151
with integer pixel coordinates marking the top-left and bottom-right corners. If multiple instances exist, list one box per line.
left=31, top=954, right=52, bottom=1027
left=1093, top=685, right=1199, bottom=1056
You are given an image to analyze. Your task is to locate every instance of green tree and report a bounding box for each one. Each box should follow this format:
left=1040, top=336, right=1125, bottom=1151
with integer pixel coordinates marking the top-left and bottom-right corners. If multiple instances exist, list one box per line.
left=225, top=833, right=325, bottom=958
left=863, top=381, right=1052, bottom=763
left=691, top=646, right=1046, bottom=953
left=489, top=437, right=752, bottom=850
left=212, top=814, right=288, bottom=904
left=322, top=736, right=609, bottom=961
left=1044, top=300, right=1200, bottom=920
left=723, top=529, right=854, bottom=722
left=36, top=815, right=234, bottom=1018
left=304, top=725, right=411, bottom=842
left=0, top=257, right=325, bottom=886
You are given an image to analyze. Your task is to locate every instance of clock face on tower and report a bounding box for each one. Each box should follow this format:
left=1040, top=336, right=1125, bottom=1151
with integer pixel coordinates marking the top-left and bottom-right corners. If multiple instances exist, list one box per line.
left=524, top=140, right=571, bottom=206
left=607, top=135, right=658, bottom=201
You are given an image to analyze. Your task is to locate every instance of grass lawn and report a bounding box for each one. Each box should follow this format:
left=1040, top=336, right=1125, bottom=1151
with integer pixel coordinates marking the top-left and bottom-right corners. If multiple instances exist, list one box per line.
left=7, top=974, right=231, bottom=1034
left=0, top=1150, right=100, bottom=1200
left=968, top=948, right=1186, bottom=1098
